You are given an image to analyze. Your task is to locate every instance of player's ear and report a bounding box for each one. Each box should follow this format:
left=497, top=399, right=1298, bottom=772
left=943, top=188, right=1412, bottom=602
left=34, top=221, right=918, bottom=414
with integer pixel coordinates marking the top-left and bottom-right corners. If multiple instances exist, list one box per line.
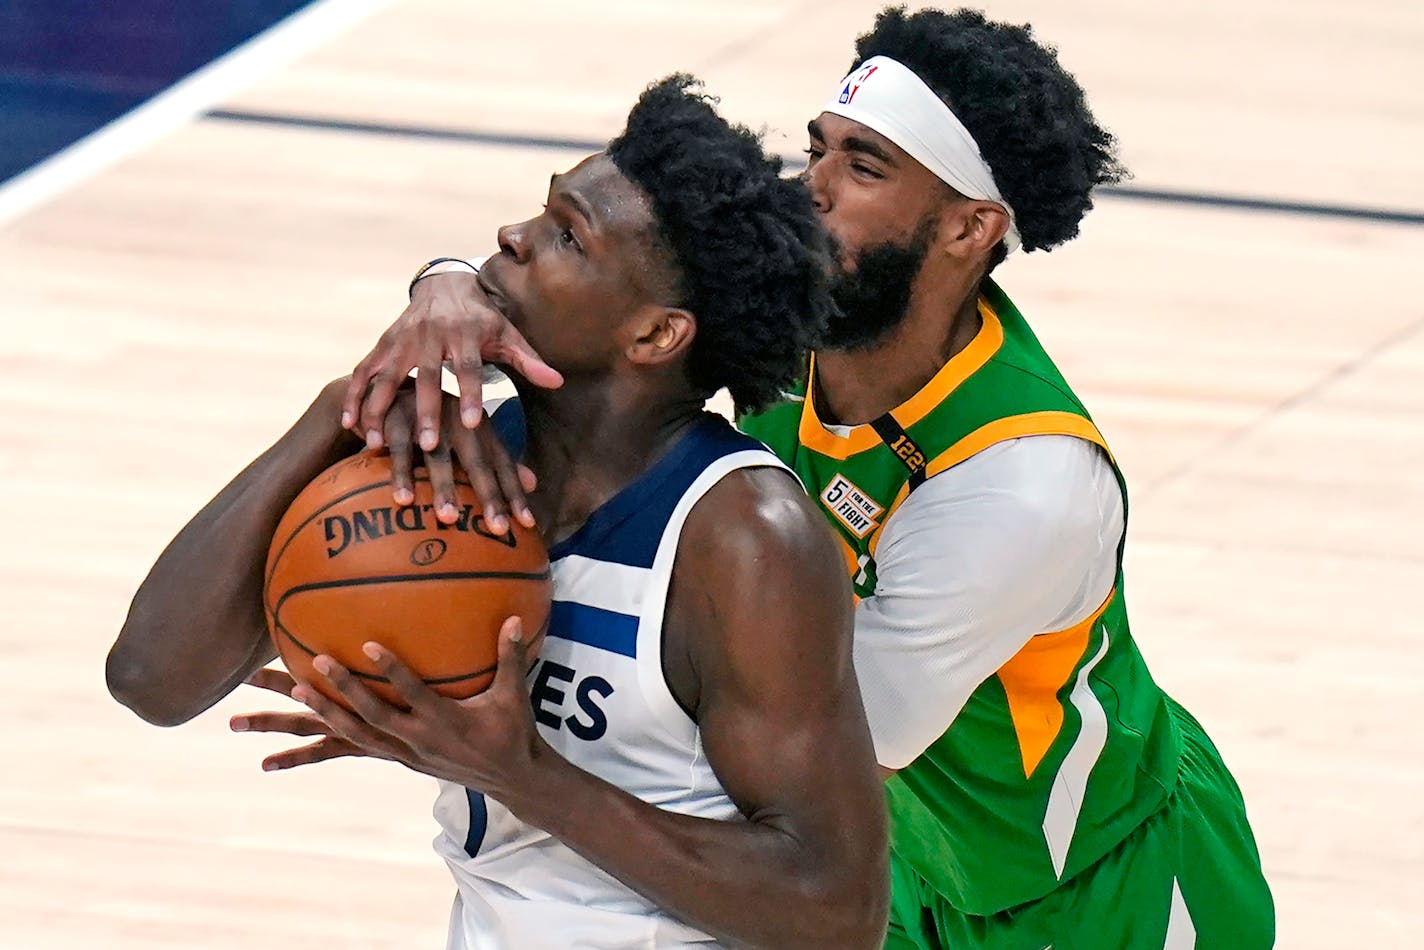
left=626, top=306, right=695, bottom=366
left=939, top=199, right=1010, bottom=263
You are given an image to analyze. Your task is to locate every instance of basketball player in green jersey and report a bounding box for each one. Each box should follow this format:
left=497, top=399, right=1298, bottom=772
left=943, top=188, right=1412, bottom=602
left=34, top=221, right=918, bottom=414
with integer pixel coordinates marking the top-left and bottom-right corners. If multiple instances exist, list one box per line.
left=340, top=8, right=1275, bottom=948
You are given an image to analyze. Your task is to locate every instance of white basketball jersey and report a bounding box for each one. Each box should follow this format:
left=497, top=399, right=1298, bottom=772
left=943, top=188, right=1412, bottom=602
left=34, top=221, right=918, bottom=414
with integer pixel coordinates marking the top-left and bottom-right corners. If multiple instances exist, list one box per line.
left=433, top=404, right=788, bottom=949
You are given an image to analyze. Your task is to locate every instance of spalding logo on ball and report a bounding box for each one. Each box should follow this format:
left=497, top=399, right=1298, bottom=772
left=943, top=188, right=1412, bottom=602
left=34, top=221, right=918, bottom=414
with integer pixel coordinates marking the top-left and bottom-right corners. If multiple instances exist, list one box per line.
left=263, top=452, right=552, bottom=706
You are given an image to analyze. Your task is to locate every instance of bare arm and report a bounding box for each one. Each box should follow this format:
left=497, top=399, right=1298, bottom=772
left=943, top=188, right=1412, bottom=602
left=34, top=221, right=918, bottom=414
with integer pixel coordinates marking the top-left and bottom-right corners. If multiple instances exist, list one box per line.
left=245, top=468, right=888, bottom=948
left=523, top=469, right=890, bottom=947
left=851, top=437, right=1122, bottom=769
left=106, top=381, right=360, bottom=726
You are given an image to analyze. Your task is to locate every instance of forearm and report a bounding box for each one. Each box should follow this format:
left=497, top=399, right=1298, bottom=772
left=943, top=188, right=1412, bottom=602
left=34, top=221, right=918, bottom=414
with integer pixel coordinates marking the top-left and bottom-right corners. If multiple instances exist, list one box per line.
left=505, top=749, right=883, bottom=950
left=108, top=385, right=359, bottom=725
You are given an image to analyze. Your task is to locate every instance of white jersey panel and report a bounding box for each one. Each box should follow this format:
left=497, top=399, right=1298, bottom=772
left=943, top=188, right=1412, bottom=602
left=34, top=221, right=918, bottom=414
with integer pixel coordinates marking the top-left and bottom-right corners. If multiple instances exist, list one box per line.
left=433, top=407, right=787, bottom=949
left=852, top=435, right=1124, bottom=768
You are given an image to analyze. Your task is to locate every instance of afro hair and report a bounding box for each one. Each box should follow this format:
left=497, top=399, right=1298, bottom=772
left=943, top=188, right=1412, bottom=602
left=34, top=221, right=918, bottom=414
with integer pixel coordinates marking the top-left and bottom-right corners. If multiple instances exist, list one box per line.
left=853, top=7, right=1128, bottom=263
left=608, top=75, right=834, bottom=413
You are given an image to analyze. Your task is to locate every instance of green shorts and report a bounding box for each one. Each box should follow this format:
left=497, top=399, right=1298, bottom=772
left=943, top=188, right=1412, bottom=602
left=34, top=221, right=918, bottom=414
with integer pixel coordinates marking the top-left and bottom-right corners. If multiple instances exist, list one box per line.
left=885, top=700, right=1274, bottom=950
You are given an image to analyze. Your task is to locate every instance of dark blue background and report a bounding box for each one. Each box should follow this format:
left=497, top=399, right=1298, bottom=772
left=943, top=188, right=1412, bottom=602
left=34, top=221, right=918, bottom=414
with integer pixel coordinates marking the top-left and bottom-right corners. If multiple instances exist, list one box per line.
left=0, top=0, right=315, bottom=183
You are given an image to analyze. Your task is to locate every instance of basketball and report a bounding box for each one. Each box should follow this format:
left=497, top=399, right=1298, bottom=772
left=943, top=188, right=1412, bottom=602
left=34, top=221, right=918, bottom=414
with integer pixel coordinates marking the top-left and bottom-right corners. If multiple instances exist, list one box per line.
left=263, top=451, right=551, bottom=707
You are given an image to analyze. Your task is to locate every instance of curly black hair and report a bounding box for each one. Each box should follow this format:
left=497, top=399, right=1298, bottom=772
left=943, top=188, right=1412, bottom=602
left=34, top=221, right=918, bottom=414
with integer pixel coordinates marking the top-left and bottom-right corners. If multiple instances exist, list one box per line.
left=607, top=75, right=833, bottom=414
left=853, top=7, right=1128, bottom=265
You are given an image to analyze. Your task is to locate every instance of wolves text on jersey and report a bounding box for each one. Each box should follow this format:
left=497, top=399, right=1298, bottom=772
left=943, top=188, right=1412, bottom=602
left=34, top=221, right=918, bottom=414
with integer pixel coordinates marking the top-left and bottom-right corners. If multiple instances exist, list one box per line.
left=528, top=658, right=615, bottom=741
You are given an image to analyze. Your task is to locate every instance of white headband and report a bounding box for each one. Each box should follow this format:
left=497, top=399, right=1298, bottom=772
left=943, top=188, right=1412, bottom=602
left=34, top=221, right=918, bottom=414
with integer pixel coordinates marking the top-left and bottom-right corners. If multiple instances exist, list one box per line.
left=822, top=56, right=1021, bottom=253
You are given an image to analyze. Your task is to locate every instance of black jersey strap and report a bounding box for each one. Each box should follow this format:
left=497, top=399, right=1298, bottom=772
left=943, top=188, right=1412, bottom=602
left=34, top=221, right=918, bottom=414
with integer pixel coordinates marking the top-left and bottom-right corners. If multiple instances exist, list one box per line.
left=869, top=413, right=928, bottom=491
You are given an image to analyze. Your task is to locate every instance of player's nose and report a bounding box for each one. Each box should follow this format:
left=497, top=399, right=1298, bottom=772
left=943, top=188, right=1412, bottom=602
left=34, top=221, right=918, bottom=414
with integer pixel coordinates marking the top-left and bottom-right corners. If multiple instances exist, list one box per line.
left=496, top=221, right=531, bottom=263
left=803, top=160, right=832, bottom=214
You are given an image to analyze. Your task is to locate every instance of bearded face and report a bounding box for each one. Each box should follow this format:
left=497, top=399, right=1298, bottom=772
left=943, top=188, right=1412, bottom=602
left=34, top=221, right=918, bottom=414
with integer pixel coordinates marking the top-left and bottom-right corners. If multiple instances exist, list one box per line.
left=820, top=211, right=939, bottom=352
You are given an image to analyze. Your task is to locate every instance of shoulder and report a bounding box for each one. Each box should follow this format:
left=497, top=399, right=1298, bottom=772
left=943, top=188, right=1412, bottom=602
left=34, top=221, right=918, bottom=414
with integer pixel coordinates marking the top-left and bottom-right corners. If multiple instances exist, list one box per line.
left=666, top=463, right=854, bottom=717
left=671, top=462, right=851, bottom=657
left=900, top=434, right=1117, bottom=530
left=952, top=433, right=1109, bottom=496
left=660, top=461, right=848, bottom=720
left=682, top=464, right=838, bottom=573
left=669, top=413, right=824, bottom=558
left=876, top=434, right=1122, bottom=582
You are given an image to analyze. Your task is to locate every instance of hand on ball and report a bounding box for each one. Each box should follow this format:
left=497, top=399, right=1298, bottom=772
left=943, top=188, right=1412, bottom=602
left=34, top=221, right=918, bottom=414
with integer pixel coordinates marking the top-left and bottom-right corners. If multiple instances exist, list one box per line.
left=234, top=617, right=551, bottom=803
left=383, top=387, right=537, bottom=534
left=230, top=667, right=381, bottom=771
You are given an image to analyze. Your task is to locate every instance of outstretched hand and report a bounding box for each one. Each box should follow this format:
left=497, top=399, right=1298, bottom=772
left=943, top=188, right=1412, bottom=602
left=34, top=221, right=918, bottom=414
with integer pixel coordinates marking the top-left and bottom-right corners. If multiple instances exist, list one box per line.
left=342, top=271, right=562, bottom=453
left=233, top=618, right=550, bottom=804
left=231, top=667, right=380, bottom=771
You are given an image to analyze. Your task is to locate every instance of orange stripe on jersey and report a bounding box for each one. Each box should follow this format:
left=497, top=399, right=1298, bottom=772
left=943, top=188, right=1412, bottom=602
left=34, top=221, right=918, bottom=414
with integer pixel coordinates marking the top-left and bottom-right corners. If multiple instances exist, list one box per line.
left=889, top=298, right=1003, bottom=431
left=997, top=592, right=1115, bottom=778
left=796, top=299, right=1006, bottom=461
left=924, top=411, right=1112, bottom=480
left=867, top=482, right=911, bottom=559
left=869, top=411, right=1110, bottom=561
left=798, top=354, right=881, bottom=458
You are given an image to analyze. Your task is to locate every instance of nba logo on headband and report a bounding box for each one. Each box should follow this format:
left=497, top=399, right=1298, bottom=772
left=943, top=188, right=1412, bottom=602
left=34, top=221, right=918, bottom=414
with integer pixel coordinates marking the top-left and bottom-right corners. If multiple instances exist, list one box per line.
left=838, top=64, right=879, bottom=105
left=822, top=56, right=1022, bottom=253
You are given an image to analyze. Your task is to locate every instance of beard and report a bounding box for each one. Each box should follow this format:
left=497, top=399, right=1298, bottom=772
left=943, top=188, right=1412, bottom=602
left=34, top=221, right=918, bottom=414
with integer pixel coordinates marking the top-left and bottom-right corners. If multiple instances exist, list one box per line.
left=821, top=213, right=938, bottom=352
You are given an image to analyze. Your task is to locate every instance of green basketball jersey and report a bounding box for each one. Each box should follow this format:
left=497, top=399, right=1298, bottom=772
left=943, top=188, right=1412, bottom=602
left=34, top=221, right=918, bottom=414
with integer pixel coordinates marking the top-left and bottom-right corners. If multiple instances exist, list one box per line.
left=740, top=280, right=1181, bottom=915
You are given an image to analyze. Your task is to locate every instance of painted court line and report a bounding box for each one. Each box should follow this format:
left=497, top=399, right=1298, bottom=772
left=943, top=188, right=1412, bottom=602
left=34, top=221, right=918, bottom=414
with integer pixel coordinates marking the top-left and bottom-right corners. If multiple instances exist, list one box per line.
left=203, top=108, right=1424, bottom=228
left=0, top=0, right=390, bottom=230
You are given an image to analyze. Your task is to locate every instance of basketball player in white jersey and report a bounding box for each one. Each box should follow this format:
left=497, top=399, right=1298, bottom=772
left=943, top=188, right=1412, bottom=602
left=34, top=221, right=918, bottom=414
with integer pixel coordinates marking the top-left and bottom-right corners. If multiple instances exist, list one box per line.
left=327, top=8, right=1273, bottom=949
left=107, top=77, right=889, bottom=948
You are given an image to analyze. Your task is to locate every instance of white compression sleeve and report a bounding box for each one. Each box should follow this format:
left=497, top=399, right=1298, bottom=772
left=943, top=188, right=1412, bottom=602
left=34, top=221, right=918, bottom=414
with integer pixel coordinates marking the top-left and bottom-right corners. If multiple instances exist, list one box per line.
left=851, top=435, right=1124, bottom=769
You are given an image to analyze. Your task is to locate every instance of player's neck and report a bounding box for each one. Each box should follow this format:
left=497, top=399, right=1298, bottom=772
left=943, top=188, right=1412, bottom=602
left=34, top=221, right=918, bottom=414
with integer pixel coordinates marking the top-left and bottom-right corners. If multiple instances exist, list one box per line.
left=814, top=278, right=983, bottom=426
left=517, top=382, right=704, bottom=547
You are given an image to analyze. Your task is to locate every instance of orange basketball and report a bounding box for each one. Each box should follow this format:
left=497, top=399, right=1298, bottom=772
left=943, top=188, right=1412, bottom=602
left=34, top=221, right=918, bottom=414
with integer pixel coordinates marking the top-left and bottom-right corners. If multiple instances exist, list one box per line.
left=263, top=451, right=551, bottom=707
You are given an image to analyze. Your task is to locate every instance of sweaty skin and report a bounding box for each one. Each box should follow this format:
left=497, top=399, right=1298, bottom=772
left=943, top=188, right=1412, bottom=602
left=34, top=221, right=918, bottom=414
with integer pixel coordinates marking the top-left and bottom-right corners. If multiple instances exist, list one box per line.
left=109, top=153, right=888, bottom=950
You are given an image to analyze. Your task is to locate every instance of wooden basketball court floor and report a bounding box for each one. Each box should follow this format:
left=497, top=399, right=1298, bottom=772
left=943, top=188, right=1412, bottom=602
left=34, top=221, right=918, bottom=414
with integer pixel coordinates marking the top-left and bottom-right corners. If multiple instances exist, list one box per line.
left=1, top=0, right=1420, bottom=946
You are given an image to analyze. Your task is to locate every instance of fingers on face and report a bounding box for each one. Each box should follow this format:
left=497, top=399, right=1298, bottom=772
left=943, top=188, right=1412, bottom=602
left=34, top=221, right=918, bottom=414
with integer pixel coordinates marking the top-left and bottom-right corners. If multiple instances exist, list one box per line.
left=495, top=324, right=563, bottom=390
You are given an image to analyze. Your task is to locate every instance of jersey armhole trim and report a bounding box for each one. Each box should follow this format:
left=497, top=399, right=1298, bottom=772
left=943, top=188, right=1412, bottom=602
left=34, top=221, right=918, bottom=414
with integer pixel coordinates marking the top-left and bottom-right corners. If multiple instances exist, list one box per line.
left=866, top=411, right=1111, bottom=558
left=635, top=451, right=794, bottom=735
left=797, top=303, right=1006, bottom=460
left=924, top=411, right=1110, bottom=480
